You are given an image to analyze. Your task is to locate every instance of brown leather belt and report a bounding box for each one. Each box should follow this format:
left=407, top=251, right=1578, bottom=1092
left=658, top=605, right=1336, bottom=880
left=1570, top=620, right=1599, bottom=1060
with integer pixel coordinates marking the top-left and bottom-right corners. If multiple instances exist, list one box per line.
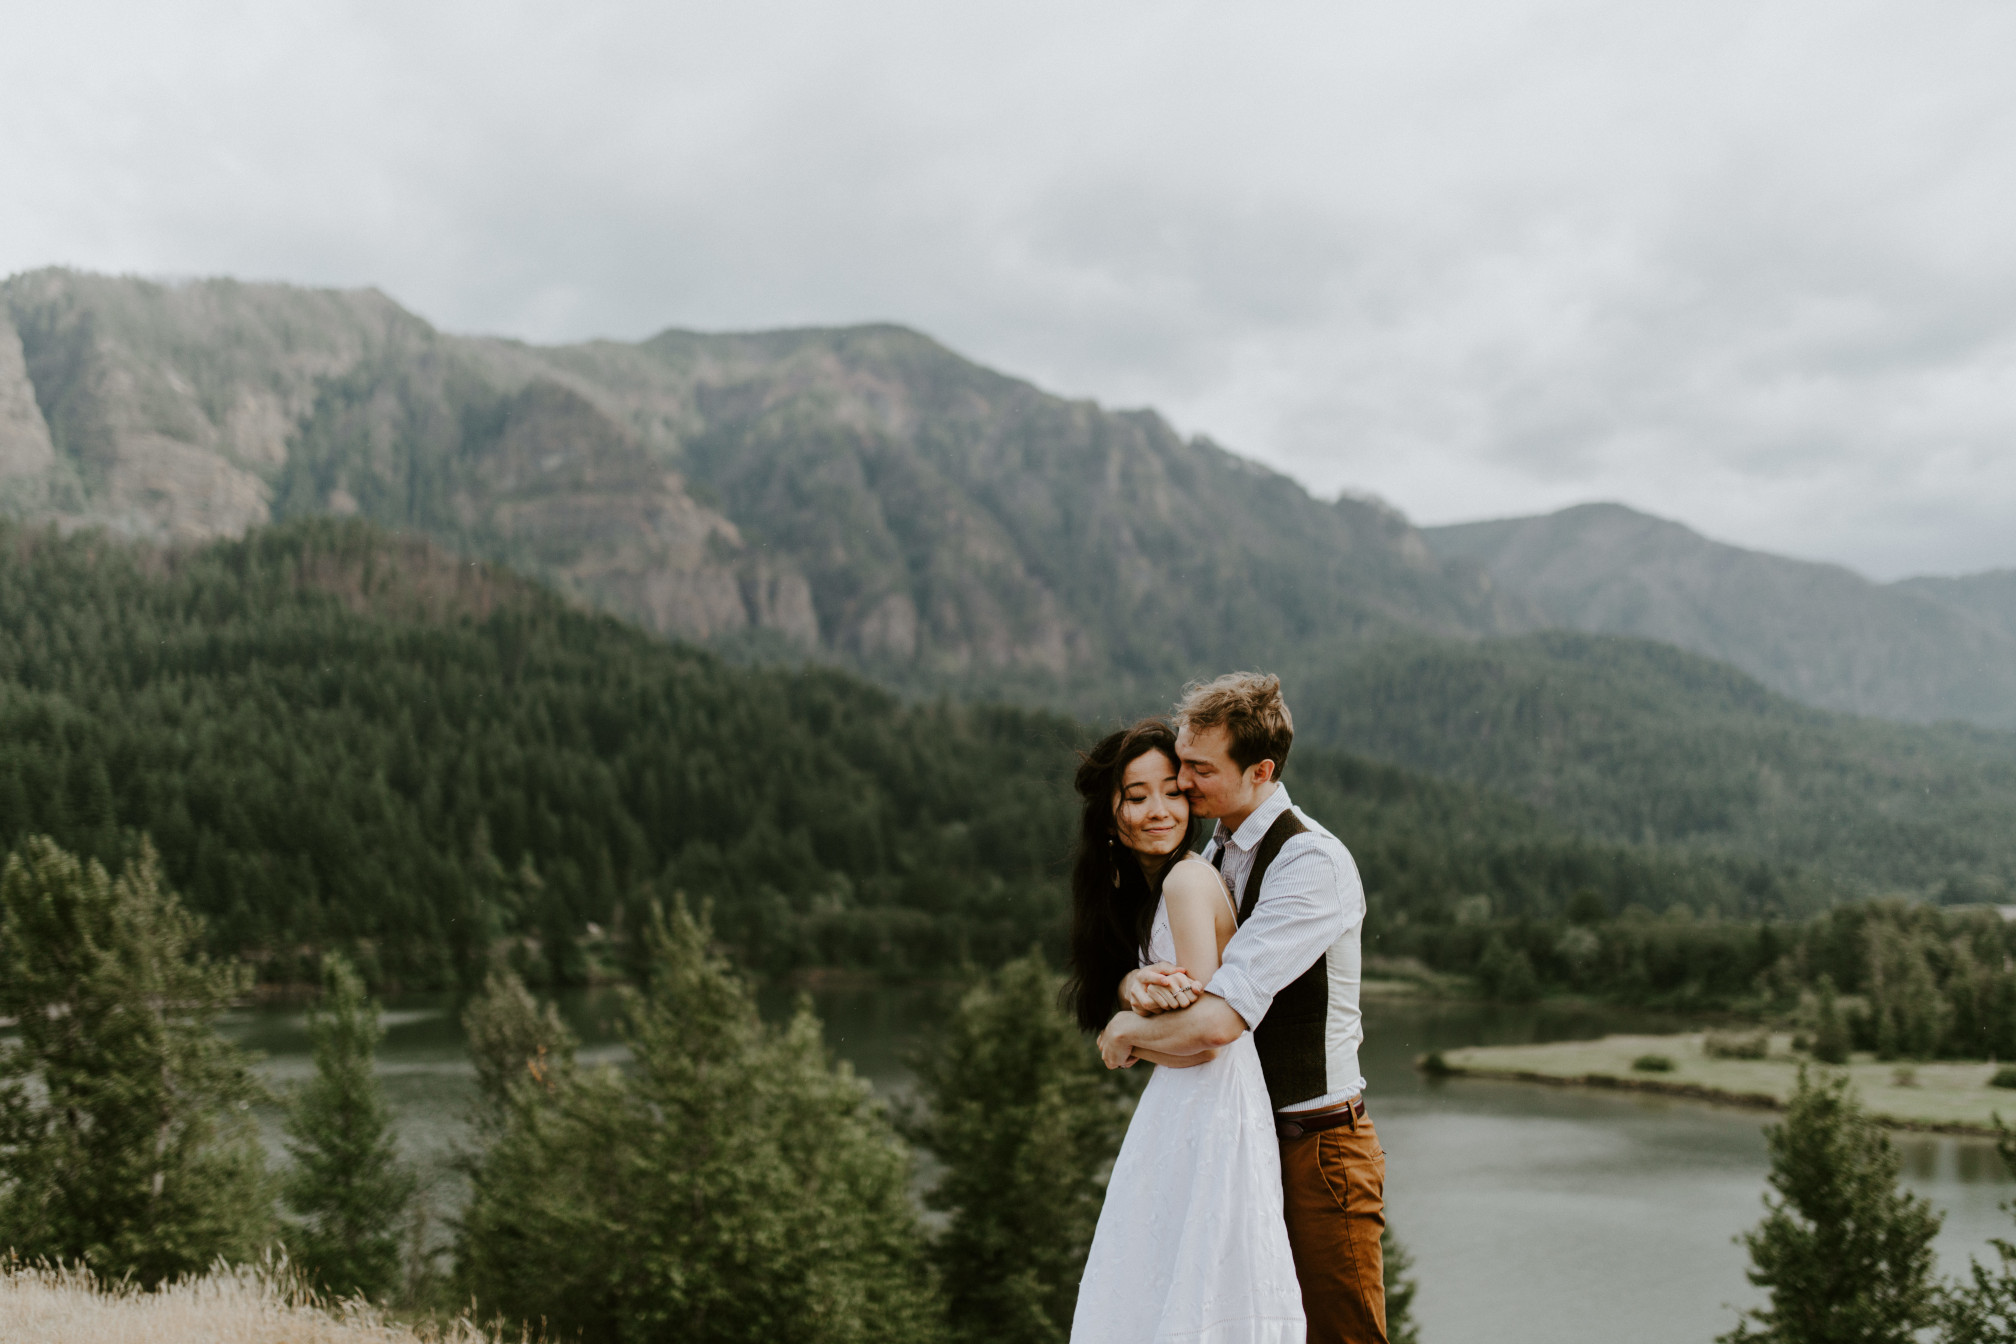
left=1275, top=1094, right=1365, bottom=1140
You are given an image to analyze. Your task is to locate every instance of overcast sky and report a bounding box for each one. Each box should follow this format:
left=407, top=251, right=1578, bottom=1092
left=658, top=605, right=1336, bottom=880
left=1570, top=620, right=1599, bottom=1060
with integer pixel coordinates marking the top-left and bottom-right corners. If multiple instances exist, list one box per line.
left=5, top=1, right=2013, bottom=578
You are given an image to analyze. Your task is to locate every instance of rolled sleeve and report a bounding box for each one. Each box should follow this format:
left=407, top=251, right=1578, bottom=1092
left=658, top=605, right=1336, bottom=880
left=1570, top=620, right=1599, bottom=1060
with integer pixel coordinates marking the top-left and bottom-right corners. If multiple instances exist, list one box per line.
left=1207, top=964, right=1268, bottom=1033
left=1213, top=839, right=1352, bottom=1030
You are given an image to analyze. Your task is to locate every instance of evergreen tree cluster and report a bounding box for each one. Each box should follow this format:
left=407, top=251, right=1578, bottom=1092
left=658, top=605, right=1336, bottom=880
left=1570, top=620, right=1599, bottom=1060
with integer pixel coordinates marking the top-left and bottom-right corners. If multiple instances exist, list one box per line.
left=455, top=903, right=946, bottom=1342
left=1722, top=1068, right=1944, bottom=1344
left=282, top=953, right=417, bottom=1301
left=0, top=836, right=1131, bottom=1339
left=0, top=838, right=272, bottom=1283
left=1403, top=898, right=2016, bottom=1060
left=1719, top=1066, right=2016, bottom=1344
left=0, top=837, right=418, bottom=1297
left=0, top=833, right=1416, bottom=1342
left=901, top=953, right=1128, bottom=1343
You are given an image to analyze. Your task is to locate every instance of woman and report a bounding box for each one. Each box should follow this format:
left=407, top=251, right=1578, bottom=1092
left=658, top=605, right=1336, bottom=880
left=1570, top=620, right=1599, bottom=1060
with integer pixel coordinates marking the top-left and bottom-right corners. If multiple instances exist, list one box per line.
left=1066, top=720, right=1304, bottom=1344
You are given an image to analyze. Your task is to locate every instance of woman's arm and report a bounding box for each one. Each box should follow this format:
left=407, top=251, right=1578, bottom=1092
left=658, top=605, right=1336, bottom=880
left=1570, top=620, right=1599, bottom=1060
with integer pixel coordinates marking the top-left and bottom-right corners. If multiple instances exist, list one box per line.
left=1162, top=859, right=1235, bottom=988
left=1099, top=865, right=1242, bottom=1067
left=1099, top=1000, right=1248, bottom=1068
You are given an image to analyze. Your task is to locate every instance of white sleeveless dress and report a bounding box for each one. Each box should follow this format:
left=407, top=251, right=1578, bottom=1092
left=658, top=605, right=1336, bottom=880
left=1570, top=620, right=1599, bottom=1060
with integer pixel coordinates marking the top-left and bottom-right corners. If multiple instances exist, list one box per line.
left=1070, top=889, right=1306, bottom=1344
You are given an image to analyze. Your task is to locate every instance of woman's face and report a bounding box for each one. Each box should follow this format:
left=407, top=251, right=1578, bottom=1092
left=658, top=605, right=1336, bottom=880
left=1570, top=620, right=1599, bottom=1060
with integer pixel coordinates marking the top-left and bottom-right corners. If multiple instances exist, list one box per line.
left=1113, top=749, right=1190, bottom=858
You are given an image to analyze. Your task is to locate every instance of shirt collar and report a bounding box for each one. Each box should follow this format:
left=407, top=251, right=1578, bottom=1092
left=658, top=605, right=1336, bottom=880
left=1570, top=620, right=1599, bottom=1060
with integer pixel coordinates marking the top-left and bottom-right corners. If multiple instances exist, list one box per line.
left=1216, top=783, right=1292, bottom=855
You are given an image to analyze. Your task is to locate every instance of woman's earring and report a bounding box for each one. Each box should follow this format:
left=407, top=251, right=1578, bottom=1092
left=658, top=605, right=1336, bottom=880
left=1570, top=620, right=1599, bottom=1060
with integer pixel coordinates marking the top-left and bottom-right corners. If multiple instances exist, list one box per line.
left=1109, top=835, right=1121, bottom=887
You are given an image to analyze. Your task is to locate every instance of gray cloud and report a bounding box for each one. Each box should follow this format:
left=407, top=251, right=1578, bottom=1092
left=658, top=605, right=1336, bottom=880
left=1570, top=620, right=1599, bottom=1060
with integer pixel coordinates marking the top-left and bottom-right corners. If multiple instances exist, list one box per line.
left=4, top=0, right=2014, bottom=577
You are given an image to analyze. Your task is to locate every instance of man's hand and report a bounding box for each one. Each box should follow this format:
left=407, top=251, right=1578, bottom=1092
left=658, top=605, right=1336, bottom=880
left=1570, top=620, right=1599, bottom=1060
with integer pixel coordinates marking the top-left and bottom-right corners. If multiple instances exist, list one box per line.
left=1133, top=1046, right=1221, bottom=1068
left=1120, top=963, right=1204, bottom=1015
left=1097, top=1011, right=1144, bottom=1069
left=1099, top=1010, right=1224, bottom=1071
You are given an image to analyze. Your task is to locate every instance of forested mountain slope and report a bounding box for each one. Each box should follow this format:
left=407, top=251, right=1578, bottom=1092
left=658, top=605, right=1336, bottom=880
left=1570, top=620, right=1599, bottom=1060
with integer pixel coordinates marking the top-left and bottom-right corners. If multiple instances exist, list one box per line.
left=0, top=517, right=1078, bottom=982
left=1302, top=632, right=2016, bottom=897
left=0, top=269, right=1529, bottom=715
left=1425, top=503, right=2016, bottom=728
left=0, top=519, right=1868, bottom=985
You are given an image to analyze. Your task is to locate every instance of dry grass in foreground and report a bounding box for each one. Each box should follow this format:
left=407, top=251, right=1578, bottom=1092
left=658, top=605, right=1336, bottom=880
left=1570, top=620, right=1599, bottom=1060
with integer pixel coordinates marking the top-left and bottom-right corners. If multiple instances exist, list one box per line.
left=0, top=1262, right=506, bottom=1344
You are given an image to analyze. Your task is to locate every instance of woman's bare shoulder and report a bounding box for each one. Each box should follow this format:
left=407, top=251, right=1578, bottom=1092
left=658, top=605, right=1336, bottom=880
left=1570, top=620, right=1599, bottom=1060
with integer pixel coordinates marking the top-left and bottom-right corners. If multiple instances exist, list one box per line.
left=1162, top=856, right=1227, bottom=903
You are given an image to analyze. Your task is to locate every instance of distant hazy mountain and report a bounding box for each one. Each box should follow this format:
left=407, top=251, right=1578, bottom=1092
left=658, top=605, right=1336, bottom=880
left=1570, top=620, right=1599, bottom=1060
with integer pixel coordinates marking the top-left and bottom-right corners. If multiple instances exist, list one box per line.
left=1898, top=570, right=2016, bottom=644
left=0, top=268, right=1527, bottom=712
left=1423, top=503, right=2016, bottom=729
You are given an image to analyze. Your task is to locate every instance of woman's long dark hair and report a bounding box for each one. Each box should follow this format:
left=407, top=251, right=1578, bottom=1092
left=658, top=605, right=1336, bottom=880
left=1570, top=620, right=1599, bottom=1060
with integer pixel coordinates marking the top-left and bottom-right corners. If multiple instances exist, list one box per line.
left=1064, top=718, right=1193, bottom=1033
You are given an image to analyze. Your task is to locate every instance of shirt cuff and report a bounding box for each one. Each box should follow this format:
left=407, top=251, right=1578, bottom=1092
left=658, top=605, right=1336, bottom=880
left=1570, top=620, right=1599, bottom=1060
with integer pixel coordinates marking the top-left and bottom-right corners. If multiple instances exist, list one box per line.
left=1207, top=966, right=1268, bottom=1032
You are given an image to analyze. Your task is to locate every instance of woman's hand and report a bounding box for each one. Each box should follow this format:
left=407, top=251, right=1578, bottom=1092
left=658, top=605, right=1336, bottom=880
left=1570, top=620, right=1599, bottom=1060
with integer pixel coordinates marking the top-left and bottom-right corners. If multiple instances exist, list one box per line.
left=1120, top=963, right=1202, bottom=1015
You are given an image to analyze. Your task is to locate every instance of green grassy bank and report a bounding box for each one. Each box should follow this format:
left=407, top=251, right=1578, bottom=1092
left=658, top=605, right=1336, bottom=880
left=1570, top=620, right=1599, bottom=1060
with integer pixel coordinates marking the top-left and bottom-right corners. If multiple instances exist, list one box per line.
left=1427, top=1034, right=2016, bottom=1134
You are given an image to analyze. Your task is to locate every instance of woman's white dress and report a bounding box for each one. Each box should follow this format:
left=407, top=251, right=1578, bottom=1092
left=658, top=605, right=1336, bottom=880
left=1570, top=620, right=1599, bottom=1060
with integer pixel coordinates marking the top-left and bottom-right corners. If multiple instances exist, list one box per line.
left=1070, top=889, right=1306, bottom=1344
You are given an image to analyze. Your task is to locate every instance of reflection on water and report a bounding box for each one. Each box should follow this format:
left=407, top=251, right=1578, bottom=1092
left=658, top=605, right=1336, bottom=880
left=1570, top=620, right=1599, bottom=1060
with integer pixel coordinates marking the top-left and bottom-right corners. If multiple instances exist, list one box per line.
left=229, top=988, right=2016, bottom=1344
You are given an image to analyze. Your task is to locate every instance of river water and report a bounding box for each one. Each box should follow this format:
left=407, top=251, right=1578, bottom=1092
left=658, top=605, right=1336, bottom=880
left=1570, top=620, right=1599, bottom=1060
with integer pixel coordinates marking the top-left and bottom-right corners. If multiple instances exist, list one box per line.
left=229, top=989, right=2016, bottom=1344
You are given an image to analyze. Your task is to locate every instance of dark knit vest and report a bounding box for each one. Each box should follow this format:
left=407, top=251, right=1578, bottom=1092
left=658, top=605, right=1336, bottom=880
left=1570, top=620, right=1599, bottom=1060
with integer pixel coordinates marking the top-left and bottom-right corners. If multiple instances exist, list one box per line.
left=1228, top=810, right=1327, bottom=1110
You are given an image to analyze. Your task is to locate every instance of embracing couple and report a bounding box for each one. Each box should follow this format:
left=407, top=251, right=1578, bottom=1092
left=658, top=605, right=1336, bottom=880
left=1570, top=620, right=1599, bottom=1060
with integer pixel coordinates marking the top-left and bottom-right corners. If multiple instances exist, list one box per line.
left=1068, top=673, right=1385, bottom=1344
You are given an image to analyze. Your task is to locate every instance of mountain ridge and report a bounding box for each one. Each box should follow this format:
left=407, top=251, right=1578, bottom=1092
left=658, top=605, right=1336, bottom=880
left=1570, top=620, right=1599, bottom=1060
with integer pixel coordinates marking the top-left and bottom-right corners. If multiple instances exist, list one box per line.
left=1424, top=502, right=2016, bottom=729
left=8, top=267, right=2012, bottom=741
left=0, top=268, right=1531, bottom=715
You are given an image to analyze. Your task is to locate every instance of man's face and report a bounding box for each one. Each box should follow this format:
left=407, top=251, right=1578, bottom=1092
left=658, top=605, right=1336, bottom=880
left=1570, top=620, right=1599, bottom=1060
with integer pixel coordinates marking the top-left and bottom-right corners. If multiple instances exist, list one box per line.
left=1176, top=723, right=1270, bottom=821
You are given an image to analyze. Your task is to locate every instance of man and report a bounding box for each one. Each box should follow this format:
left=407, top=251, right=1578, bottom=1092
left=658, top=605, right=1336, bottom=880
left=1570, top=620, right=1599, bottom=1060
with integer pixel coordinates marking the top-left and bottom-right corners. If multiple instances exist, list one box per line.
left=1097, top=671, right=1385, bottom=1344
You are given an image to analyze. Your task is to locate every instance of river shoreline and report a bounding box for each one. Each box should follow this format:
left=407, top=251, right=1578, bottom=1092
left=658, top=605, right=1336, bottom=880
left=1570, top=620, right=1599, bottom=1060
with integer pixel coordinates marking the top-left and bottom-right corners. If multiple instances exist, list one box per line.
left=1423, top=1033, right=2016, bottom=1136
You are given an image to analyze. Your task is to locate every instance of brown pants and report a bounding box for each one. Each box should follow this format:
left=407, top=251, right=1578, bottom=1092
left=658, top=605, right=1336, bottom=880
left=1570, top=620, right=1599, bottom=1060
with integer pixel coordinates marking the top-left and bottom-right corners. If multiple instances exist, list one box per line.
left=1280, top=1112, right=1387, bottom=1344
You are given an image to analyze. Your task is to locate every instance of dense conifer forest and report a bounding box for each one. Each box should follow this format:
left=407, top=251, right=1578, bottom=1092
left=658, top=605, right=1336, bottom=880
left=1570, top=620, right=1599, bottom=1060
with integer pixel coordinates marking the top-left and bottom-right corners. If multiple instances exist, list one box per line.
left=0, top=519, right=1078, bottom=985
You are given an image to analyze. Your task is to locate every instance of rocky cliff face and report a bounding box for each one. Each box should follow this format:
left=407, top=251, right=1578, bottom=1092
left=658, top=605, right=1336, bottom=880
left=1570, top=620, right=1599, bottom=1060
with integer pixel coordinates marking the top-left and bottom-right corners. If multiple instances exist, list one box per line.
left=0, top=271, right=428, bottom=540
left=0, top=269, right=1525, bottom=710
left=0, top=316, right=57, bottom=490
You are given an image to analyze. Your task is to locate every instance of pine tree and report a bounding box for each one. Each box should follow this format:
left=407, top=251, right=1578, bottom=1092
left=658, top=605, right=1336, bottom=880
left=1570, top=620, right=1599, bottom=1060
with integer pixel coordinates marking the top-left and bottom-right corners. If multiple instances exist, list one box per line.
left=1940, top=1121, right=2016, bottom=1343
left=0, top=837, right=273, bottom=1284
left=1865, top=928, right=1953, bottom=1062
left=1810, top=975, right=1851, bottom=1065
left=460, top=964, right=576, bottom=1125
left=282, top=953, right=416, bottom=1301
left=1476, top=935, right=1541, bottom=1003
left=455, top=903, right=942, bottom=1343
left=1814, top=979, right=1854, bottom=1063
left=1720, top=1068, right=1941, bottom=1344
left=904, top=952, right=1131, bottom=1344
left=1384, top=1225, right=1423, bottom=1344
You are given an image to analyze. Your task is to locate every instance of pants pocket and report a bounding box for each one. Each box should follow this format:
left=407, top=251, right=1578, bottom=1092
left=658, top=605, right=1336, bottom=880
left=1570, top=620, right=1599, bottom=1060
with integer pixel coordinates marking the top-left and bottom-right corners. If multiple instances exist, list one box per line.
left=1316, top=1128, right=1385, bottom=1219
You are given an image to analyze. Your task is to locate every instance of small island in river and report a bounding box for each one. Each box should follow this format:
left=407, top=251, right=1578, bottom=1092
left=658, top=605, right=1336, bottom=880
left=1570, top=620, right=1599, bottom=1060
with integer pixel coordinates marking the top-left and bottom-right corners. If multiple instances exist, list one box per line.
left=1424, top=1033, right=2016, bottom=1135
